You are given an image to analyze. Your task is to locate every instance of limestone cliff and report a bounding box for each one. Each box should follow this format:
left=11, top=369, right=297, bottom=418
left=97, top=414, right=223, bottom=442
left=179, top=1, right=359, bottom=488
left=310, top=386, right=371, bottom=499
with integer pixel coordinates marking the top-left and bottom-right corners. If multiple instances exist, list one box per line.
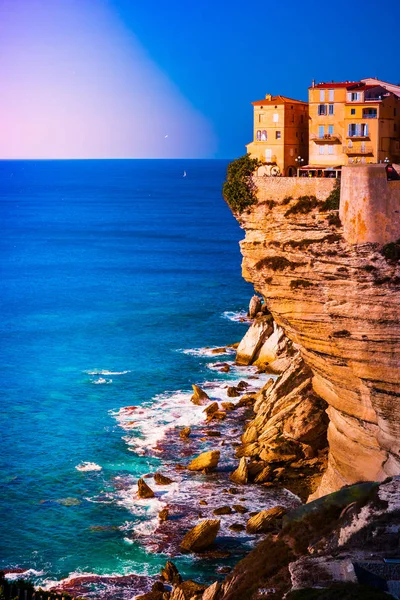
left=232, top=184, right=400, bottom=498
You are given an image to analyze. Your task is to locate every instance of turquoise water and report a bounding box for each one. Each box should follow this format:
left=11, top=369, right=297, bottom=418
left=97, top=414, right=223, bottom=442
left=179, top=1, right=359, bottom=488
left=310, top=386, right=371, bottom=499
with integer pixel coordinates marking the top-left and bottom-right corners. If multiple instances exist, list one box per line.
left=0, top=159, right=258, bottom=585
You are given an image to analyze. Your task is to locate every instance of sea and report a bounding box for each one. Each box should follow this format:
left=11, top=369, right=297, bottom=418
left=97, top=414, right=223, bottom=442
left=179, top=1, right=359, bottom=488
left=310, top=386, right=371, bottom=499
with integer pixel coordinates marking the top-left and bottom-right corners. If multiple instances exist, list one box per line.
left=0, top=160, right=298, bottom=598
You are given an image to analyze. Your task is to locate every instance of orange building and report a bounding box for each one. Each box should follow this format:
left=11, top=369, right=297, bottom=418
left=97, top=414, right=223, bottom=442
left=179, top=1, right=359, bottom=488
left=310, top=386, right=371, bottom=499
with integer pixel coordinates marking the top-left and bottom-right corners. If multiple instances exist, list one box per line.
left=308, top=81, right=400, bottom=168
left=246, top=94, right=308, bottom=176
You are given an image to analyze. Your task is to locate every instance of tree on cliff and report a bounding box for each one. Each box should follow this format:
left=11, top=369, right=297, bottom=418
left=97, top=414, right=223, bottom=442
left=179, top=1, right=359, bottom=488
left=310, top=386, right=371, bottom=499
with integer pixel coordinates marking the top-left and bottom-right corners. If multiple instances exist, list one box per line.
left=223, top=154, right=261, bottom=213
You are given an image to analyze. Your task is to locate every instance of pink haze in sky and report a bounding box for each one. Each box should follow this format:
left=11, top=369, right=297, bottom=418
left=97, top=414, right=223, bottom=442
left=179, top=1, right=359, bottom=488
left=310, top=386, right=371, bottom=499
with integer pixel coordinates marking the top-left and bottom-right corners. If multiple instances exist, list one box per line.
left=0, top=0, right=216, bottom=158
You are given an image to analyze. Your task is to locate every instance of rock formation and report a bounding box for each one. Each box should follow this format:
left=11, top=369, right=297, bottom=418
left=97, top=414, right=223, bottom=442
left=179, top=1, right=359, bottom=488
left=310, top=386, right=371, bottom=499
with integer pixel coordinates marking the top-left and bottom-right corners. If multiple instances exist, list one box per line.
left=180, top=519, right=221, bottom=552
left=231, top=190, right=400, bottom=498
left=188, top=450, right=220, bottom=471
left=137, top=478, right=155, bottom=499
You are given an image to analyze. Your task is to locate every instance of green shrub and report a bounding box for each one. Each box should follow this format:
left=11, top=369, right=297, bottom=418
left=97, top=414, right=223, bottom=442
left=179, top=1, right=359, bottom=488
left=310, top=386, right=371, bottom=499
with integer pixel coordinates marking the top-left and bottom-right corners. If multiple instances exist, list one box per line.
left=320, top=179, right=341, bottom=211
left=222, top=154, right=262, bottom=213
left=284, top=195, right=320, bottom=216
left=381, top=240, right=400, bottom=261
left=290, top=279, right=314, bottom=289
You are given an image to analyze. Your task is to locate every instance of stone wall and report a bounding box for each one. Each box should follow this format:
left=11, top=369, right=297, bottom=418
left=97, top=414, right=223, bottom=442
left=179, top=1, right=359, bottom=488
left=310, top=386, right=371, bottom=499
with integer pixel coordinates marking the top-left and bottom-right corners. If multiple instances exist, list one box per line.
left=340, top=164, right=400, bottom=245
left=253, top=176, right=336, bottom=203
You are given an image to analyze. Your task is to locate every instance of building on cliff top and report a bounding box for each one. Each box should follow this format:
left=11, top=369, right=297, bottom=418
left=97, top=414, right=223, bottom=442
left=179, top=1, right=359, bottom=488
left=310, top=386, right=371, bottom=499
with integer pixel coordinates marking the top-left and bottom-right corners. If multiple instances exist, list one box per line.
left=246, top=94, right=308, bottom=177
left=308, top=79, right=400, bottom=169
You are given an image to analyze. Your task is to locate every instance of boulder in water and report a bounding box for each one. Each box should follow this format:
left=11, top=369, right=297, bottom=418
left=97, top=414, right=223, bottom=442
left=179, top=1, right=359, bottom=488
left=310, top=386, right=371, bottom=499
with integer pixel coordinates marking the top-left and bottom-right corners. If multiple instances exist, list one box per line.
left=229, top=457, right=249, bottom=485
left=137, top=478, right=155, bottom=499
left=188, top=450, right=220, bottom=471
left=191, top=385, right=210, bottom=405
left=180, top=519, right=220, bottom=552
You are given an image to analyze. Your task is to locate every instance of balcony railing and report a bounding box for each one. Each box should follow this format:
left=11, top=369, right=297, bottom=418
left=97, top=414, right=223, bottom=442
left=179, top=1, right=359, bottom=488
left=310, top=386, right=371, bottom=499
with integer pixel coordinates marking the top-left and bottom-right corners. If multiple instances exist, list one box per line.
left=362, top=113, right=377, bottom=119
left=343, top=145, right=373, bottom=155
left=310, top=133, right=342, bottom=143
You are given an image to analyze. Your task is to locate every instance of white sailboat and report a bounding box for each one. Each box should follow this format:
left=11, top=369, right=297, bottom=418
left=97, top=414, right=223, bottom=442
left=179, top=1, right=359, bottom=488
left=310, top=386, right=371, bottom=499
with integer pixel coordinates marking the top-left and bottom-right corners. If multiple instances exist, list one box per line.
left=183, top=170, right=187, bottom=177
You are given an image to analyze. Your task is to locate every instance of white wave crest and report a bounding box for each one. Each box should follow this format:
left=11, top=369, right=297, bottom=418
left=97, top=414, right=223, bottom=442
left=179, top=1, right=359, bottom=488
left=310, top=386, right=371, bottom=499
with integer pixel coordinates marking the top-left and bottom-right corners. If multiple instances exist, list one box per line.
left=75, top=462, right=102, bottom=472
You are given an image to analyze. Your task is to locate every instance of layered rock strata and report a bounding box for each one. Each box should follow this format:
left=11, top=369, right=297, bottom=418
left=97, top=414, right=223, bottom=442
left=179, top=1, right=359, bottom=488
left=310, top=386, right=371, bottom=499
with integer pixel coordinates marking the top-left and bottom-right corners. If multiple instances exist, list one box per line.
left=233, top=189, right=400, bottom=498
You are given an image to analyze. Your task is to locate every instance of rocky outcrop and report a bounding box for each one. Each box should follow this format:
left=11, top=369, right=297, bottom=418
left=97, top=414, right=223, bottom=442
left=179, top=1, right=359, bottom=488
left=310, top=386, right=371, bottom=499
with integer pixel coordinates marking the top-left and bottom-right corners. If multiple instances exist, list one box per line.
left=246, top=505, right=286, bottom=533
left=229, top=457, right=248, bottom=485
left=232, top=189, right=400, bottom=498
left=137, top=478, right=155, bottom=499
left=202, top=477, right=400, bottom=600
left=191, top=385, right=210, bottom=405
left=180, top=519, right=220, bottom=552
left=188, top=450, right=220, bottom=471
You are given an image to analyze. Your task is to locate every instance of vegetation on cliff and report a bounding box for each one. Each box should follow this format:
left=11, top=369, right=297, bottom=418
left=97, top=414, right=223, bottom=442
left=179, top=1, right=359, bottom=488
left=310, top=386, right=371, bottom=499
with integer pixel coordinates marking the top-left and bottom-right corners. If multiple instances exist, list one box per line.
left=223, top=154, right=261, bottom=213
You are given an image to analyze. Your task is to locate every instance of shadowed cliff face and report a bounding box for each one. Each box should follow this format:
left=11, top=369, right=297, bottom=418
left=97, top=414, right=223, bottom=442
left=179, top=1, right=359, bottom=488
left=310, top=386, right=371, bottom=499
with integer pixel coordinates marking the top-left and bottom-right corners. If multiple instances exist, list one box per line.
left=234, top=193, right=400, bottom=498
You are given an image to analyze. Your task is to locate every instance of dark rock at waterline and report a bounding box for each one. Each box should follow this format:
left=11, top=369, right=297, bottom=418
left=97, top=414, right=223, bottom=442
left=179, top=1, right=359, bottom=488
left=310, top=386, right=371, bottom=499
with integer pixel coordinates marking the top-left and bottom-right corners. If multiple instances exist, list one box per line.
left=158, top=508, right=169, bottom=521
left=229, top=523, right=246, bottom=532
left=233, top=504, right=248, bottom=513
left=227, top=386, right=240, bottom=398
left=137, top=478, right=155, bottom=499
left=180, top=519, right=220, bottom=552
left=160, top=560, right=182, bottom=585
left=179, top=426, right=191, bottom=439
left=213, top=505, right=233, bottom=515
left=154, top=472, right=174, bottom=485
left=191, top=384, right=210, bottom=405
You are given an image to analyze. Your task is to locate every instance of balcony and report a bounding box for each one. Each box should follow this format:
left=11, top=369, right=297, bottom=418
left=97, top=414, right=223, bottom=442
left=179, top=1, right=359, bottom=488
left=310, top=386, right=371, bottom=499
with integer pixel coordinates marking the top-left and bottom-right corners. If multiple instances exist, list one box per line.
left=346, top=134, right=370, bottom=140
left=362, top=113, right=377, bottom=119
left=310, top=133, right=342, bottom=143
left=343, top=145, right=373, bottom=156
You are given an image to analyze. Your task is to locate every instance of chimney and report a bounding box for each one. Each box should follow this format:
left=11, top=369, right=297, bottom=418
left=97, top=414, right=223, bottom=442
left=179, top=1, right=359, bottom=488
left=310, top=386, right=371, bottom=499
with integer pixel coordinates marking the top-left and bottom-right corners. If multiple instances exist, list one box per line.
left=312, top=79, right=315, bottom=88
left=265, top=93, right=272, bottom=100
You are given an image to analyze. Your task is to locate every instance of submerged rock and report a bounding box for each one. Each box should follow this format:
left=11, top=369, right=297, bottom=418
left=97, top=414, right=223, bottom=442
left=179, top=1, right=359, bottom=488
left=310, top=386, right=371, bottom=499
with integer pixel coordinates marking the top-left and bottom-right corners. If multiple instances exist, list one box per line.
left=213, top=506, right=233, bottom=515
left=188, top=450, right=220, bottom=471
left=154, top=472, right=174, bottom=485
left=158, top=508, right=169, bottom=521
left=191, top=384, right=210, bottom=405
left=180, top=519, right=220, bottom=552
left=179, top=426, right=191, bottom=439
left=137, top=478, right=155, bottom=499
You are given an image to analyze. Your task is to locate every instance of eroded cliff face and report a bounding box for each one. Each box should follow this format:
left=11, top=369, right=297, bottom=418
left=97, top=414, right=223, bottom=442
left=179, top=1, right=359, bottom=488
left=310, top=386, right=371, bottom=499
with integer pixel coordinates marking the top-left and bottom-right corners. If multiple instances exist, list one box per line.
left=234, top=191, right=400, bottom=498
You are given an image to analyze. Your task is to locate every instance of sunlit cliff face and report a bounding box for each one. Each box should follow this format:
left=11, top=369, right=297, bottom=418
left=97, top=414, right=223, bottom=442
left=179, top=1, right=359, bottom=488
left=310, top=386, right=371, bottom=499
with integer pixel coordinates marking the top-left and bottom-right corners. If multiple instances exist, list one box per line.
left=0, top=0, right=216, bottom=159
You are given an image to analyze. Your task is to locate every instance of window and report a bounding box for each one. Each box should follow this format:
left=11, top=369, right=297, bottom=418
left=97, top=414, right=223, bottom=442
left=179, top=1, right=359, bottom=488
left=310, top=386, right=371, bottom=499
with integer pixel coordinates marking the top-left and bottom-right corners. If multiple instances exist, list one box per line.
left=328, top=89, right=334, bottom=102
left=301, top=115, right=304, bottom=123
left=319, top=125, right=325, bottom=138
left=363, top=108, right=377, bottom=118
left=265, top=148, right=272, bottom=160
left=261, top=130, right=267, bottom=141
left=395, top=108, right=397, bottom=117
left=350, top=92, right=361, bottom=101
left=348, top=123, right=369, bottom=137
left=328, top=125, right=334, bottom=135
left=258, top=113, right=264, bottom=123
left=273, top=113, right=279, bottom=122
left=301, top=133, right=304, bottom=142
left=395, top=124, right=398, bottom=132
left=276, top=131, right=281, bottom=139
left=319, top=146, right=325, bottom=155
left=328, top=104, right=334, bottom=115
left=256, top=130, right=261, bottom=141
left=351, top=108, right=356, bottom=115
left=318, top=104, right=327, bottom=116
left=320, top=90, right=325, bottom=101
left=328, top=145, right=334, bottom=155
left=290, top=148, right=294, bottom=156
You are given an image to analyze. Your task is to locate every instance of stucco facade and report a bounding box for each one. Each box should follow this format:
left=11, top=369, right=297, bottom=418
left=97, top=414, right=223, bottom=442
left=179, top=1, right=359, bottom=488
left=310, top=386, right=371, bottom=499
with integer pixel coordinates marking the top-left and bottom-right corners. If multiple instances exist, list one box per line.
left=246, top=94, right=308, bottom=176
left=309, top=81, right=400, bottom=168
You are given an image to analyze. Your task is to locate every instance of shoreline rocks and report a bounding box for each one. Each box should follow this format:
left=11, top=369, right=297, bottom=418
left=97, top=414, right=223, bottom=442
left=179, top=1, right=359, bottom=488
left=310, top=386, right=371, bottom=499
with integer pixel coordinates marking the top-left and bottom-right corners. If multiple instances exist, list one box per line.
left=180, top=519, right=221, bottom=552
left=188, top=450, right=220, bottom=472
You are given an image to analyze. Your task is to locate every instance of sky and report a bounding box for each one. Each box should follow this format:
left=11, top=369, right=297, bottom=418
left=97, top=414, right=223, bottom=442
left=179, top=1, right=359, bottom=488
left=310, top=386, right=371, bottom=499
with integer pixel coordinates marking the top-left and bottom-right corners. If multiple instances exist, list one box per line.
left=0, top=0, right=399, bottom=159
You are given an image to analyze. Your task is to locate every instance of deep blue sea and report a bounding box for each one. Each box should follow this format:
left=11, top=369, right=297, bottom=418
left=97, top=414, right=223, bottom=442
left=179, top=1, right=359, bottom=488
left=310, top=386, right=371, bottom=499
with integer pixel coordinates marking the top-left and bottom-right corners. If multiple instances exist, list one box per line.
left=0, top=160, right=296, bottom=597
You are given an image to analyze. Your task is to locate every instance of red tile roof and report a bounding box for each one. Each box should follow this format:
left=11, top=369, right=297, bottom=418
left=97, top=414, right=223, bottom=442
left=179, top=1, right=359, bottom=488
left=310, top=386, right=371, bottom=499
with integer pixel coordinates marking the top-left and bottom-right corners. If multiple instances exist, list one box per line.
left=252, top=95, right=307, bottom=106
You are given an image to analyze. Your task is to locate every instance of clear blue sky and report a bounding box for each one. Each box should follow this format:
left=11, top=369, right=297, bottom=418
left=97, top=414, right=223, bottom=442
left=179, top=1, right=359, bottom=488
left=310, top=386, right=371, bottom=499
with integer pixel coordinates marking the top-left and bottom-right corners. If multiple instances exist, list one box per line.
left=1, top=0, right=399, bottom=158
